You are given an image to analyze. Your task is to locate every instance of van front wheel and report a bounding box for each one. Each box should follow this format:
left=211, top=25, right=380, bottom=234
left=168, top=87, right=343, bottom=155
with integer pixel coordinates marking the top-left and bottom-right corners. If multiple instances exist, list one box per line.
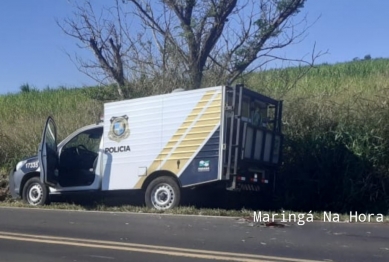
left=22, top=177, right=49, bottom=206
left=145, top=177, right=180, bottom=210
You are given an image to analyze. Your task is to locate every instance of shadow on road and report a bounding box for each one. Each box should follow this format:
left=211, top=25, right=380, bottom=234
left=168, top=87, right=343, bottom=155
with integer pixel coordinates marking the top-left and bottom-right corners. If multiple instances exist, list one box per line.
left=50, top=185, right=278, bottom=211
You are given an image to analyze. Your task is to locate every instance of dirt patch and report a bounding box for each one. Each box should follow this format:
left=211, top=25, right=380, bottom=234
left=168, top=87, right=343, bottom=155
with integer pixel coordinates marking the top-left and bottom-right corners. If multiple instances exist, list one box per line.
left=0, top=186, right=9, bottom=201
left=0, top=173, right=9, bottom=201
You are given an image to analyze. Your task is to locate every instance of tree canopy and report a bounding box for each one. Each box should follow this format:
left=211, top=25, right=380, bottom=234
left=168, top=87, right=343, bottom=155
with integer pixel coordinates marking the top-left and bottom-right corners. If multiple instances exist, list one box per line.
left=58, top=0, right=319, bottom=99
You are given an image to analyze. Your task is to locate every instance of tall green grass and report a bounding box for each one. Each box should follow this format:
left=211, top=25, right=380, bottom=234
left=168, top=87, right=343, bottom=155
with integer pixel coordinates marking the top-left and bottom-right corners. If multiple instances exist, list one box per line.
left=0, top=87, right=103, bottom=170
left=246, top=59, right=388, bottom=99
left=246, top=58, right=389, bottom=213
left=1, top=59, right=389, bottom=213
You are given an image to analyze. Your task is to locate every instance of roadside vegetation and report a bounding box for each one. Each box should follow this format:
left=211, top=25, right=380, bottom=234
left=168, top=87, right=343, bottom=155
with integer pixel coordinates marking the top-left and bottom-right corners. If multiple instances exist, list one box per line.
left=1, top=200, right=388, bottom=223
left=1, top=58, right=389, bottom=215
left=0, top=87, right=102, bottom=168
left=247, top=58, right=389, bottom=214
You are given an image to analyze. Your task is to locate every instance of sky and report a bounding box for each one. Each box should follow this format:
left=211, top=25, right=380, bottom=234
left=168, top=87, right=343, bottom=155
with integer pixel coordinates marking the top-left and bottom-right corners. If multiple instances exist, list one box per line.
left=0, top=0, right=388, bottom=95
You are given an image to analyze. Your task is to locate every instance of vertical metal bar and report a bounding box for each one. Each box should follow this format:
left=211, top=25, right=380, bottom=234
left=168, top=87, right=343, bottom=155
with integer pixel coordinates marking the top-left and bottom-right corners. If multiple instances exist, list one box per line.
left=251, top=126, right=257, bottom=160
left=278, top=135, right=284, bottom=165
left=222, top=87, right=229, bottom=167
left=233, top=84, right=243, bottom=174
left=226, top=86, right=236, bottom=180
left=277, top=101, right=284, bottom=165
left=273, top=102, right=278, bottom=133
left=260, top=129, right=267, bottom=162
left=241, top=122, right=247, bottom=160
left=269, top=133, right=275, bottom=165
left=278, top=100, right=283, bottom=133
left=268, top=102, right=277, bottom=164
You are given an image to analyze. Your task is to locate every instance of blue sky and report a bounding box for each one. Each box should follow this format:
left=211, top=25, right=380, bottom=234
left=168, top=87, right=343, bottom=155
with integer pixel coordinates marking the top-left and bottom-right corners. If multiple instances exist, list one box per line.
left=1, top=0, right=388, bottom=95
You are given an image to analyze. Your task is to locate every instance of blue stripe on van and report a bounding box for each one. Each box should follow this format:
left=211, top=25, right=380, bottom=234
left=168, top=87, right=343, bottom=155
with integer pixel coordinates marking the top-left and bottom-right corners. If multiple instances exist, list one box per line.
left=179, top=127, right=220, bottom=186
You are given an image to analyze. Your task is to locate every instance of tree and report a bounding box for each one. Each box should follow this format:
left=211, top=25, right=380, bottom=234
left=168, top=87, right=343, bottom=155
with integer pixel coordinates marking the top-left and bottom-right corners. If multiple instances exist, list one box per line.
left=58, top=0, right=321, bottom=98
left=57, top=1, right=133, bottom=99
left=364, top=54, right=372, bottom=60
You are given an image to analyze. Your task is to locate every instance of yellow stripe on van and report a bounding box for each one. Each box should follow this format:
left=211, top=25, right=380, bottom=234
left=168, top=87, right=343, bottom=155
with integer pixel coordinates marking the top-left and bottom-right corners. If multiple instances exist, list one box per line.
left=159, top=93, right=222, bottom=175
left=133, top=90, right=219, bottom=189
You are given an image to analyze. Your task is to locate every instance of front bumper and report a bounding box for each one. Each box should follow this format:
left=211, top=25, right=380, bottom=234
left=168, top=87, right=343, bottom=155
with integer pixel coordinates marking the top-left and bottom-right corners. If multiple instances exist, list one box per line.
left=8, top=169, right=20, bottom=199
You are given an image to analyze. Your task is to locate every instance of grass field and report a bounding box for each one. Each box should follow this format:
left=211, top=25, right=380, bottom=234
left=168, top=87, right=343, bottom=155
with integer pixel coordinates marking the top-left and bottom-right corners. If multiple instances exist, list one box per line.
left=1, top=59, right=389, bottom=214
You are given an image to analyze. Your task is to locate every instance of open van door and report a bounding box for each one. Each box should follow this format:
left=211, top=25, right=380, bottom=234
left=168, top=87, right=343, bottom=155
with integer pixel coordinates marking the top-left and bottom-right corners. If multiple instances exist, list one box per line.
left=38, top=116, right=59, bottom=187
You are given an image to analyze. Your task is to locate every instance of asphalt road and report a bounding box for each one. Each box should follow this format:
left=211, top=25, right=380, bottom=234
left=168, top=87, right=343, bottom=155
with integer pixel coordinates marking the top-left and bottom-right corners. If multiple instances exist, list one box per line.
left=0, top=207, right=388, bottom=262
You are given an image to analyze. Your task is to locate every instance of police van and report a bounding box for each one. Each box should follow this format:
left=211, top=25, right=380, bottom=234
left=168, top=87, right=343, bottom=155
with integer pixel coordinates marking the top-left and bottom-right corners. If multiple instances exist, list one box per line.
left=9, top=85, right=283, bottom=210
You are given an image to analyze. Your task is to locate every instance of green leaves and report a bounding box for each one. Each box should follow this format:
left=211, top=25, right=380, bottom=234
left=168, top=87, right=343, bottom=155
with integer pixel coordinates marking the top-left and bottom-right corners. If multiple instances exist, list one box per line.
left=254, top=18, right=281, bottom=38
left=276, top=0, right=305, bottom=13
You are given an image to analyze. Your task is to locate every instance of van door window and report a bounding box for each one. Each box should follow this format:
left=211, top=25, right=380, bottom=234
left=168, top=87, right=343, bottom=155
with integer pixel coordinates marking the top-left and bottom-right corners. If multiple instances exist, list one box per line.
left=59, top=127, right=103, bottom=187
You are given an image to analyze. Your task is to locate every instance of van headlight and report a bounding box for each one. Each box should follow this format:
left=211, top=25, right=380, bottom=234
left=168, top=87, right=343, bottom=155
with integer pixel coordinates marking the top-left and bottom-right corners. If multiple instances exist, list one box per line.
left=16, top=160, right=27, bottom=171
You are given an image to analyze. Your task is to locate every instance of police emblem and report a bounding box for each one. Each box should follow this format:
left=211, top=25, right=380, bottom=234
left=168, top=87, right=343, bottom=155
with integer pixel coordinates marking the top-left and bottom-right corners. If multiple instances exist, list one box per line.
left=108, top=115, right=130, bottom=142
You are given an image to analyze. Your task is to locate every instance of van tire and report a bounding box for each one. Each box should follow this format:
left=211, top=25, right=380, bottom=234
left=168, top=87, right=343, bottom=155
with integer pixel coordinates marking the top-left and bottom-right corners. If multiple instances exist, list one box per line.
left=145, top=176, right=180, bottom=210
left=22, top=177, right=49, bottom=206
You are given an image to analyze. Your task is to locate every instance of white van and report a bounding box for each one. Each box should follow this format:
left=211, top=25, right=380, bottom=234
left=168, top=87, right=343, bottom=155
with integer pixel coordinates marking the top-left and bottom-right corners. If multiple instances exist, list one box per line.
left=9, top=85, right=283, bottom=210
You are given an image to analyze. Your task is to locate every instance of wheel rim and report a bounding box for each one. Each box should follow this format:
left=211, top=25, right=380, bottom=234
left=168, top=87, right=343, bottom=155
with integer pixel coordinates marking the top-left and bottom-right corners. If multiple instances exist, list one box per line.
left=151, top=183, right=175, bottom=210
left=28, top=184, right=43, bottom=205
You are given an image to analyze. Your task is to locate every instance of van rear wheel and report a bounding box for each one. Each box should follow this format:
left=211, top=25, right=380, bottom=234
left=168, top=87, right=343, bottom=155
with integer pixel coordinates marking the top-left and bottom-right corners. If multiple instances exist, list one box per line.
left=145, top=177, right=180, bottom=210
left=22, top=177, right=49, bottom=206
